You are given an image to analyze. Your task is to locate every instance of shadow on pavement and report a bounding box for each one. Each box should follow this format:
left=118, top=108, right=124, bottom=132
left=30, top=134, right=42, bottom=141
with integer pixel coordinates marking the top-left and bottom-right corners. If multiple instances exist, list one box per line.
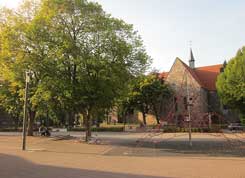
left=0, top=153, right=172, bottom=178
left=99, top=135, right=245, bottom=157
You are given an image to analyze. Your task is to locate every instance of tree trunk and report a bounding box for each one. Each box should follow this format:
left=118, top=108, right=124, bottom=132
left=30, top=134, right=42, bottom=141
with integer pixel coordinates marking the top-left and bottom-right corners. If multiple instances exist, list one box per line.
left=27, top=110, right=36, bottom=136
left=84, top=110, right=92, bottom=142
left=156, top=117, right=160, bottom=124
left=87, top=114, right=92, bottom=141
left=153, top=105, right=160, bottom=124
left=46, top=110, right=49, bottom=127
left=142, top=111, right=147, bottom=126
left=68, top=111, right=75, bottom=128
left=155, top=114, right=160, bottom=124
left=123, top=112, right=127, bottom=131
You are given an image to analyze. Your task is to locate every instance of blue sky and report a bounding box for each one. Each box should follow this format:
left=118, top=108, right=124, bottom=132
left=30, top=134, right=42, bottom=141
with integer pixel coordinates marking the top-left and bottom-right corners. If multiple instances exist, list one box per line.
left=1, top=0, right=245, bottom=71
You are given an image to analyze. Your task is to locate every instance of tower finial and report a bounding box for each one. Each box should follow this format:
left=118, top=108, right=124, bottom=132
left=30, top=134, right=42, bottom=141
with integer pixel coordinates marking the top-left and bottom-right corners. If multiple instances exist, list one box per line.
left=189, top=41, right=195, bottom=68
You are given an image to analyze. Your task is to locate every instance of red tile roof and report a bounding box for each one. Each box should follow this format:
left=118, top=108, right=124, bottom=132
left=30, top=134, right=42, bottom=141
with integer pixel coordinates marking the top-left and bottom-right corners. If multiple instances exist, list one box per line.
left=159, top=72, right=168, bottom=79
left=194, top=64, right=223, bottom=91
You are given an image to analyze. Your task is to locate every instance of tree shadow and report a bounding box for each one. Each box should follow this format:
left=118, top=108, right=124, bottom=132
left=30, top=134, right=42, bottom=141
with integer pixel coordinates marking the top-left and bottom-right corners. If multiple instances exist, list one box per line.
left=97, top=134, right=245, bottom=157
left=0, top=153, right=172, bottom=178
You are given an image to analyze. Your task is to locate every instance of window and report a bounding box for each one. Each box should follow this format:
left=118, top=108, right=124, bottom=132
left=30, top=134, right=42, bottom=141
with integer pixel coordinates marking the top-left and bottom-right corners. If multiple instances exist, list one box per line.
left=183, top=97, right=187, bottom=110
left=174, top=97, right=178, bottom=112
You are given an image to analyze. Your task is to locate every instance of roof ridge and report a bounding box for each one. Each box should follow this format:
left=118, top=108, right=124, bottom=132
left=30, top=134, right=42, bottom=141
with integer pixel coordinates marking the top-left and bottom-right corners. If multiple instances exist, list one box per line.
left=162, top=58, right=222, bottom=91
left=195, top=64, right=223, bottom=69
left=176, top=58, right=204, bottom=87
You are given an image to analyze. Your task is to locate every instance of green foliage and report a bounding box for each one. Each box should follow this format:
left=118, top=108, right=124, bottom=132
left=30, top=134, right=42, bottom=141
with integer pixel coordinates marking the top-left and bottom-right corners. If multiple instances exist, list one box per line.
left=240, top=114, right=245, bottom=126
left=70, top=126, right=124, bottom=132
left=124, top=74, right=172, bottom=124
left=0, top=0, right=151, bottom=136
left=0, top=81, right=23, bottom=127
left=216, top=47, right=245, bottom=122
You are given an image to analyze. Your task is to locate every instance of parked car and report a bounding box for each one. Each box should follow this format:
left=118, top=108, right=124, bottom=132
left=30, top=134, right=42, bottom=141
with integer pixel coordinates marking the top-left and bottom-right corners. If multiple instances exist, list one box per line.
left=228, top=123, right=244, bottom=131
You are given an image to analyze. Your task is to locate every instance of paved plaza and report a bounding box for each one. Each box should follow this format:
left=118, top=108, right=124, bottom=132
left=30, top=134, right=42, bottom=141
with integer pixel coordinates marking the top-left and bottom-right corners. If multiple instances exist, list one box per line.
left=0, top=132, right=245, bottom=178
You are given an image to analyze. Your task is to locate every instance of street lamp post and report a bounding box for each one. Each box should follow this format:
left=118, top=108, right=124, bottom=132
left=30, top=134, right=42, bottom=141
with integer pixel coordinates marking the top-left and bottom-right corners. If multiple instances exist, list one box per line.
left=22, top=71, right=31, bottom=151
left=186, top=77, right=192, bottom=147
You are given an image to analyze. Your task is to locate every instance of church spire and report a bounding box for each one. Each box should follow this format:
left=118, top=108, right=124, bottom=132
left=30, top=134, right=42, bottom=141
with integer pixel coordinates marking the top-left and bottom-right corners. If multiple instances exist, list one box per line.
left=189, top=48, right=195, bottom=69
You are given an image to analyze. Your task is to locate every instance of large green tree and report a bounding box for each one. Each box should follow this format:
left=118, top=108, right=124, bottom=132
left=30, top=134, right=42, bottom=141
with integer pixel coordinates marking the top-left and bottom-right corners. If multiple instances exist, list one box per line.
left=216, top=47, right=245, bottom=124
left=37, top=0, right=150, bottom=140
left=0, top=0, right=150, bottom=139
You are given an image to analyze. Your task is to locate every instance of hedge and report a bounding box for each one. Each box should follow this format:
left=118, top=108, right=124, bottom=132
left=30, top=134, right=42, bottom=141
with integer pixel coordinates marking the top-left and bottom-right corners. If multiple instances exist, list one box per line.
left=69, top=127, right=124, bottom=132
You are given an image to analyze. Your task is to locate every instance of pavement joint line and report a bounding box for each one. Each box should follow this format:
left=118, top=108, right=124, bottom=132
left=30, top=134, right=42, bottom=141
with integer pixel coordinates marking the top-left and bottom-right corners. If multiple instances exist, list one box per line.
left=26, top=148, right=46, bottom=152
left=100, top=146, right=116, bottom=155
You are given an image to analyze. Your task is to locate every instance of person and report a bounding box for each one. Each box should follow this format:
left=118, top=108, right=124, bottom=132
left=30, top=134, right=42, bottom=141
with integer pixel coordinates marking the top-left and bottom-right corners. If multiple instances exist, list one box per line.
left=45, top=127, right=51, bottom=136
left=39, top=125, right=51, bottom=136
left=39, top=125, right=44, bottom=136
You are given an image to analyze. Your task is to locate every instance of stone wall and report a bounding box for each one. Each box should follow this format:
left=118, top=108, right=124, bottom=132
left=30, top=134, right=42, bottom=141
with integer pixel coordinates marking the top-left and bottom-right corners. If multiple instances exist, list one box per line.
left=137, top=112, right=157, bottom=125
left=162, top=58, right=208, bottom=127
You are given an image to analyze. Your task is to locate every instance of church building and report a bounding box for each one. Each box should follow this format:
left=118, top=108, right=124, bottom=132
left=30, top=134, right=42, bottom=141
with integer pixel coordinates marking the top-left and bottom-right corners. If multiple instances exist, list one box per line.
left=158, top=49, right=229, bottom=127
